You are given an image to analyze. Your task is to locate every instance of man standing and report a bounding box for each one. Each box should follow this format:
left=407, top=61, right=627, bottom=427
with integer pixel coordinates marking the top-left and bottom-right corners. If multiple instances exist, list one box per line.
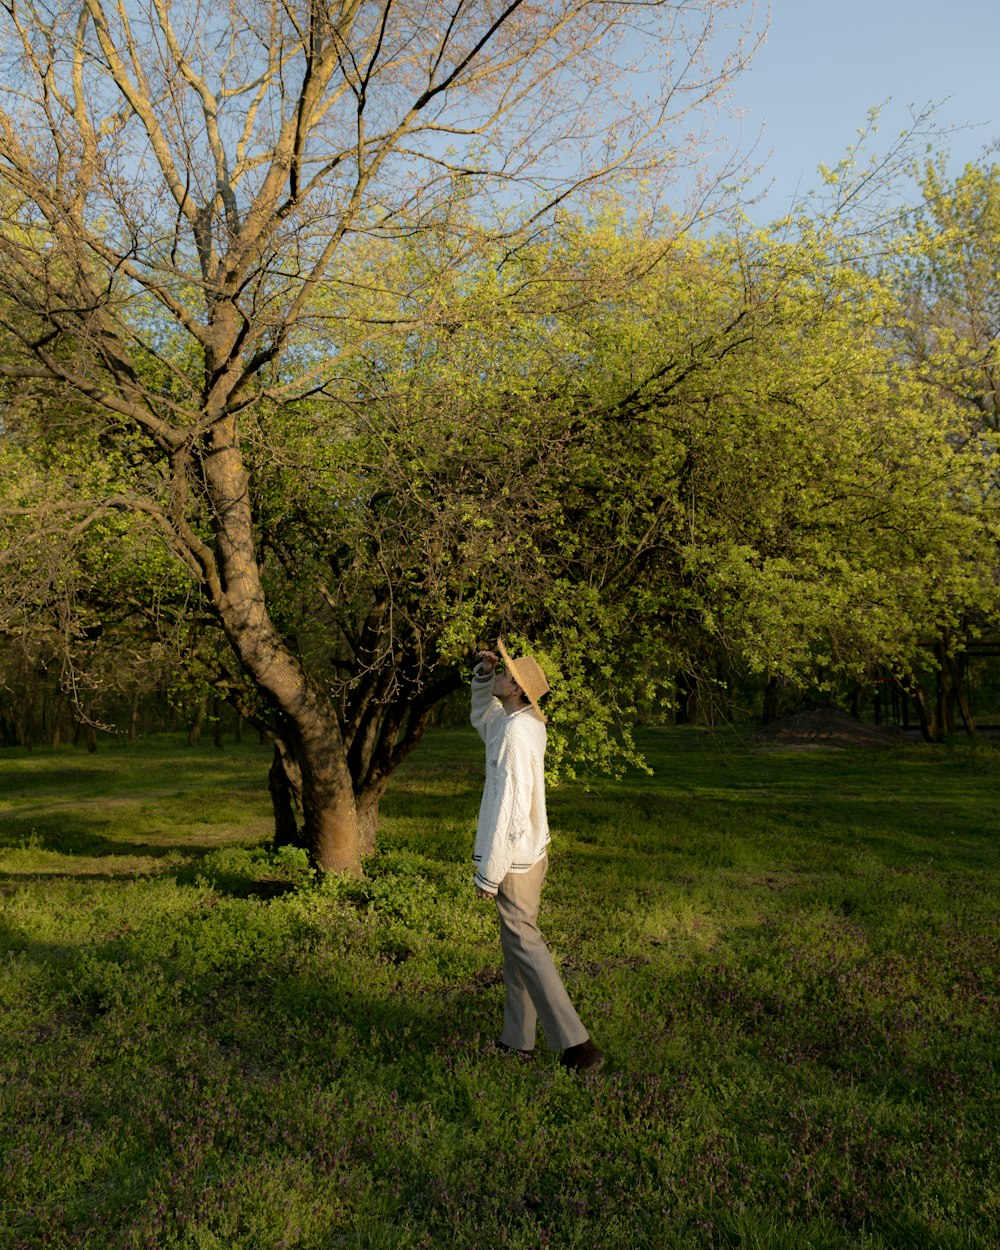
left=471, top=640, right=603, bottom=1073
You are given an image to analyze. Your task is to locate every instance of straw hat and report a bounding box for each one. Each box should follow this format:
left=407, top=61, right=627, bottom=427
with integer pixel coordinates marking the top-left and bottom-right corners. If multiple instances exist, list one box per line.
left=497, top=637, right=550, bottom=722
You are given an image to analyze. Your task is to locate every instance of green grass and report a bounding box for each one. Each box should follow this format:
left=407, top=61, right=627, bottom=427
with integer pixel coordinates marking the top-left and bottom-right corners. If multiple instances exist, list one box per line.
left=0, top=728, right=997, bottom=1249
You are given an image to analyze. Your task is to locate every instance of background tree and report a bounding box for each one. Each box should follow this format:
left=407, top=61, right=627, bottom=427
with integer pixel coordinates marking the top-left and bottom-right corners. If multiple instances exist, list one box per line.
left=885, top=161, right=1000, bottom=737
left=0, top=421, right=202, bottom=744
left=0, top=0, right=763, bottom=870
left=533, top=216, right=999, bottom=724
left=900, top=160, right=1000, bottom=429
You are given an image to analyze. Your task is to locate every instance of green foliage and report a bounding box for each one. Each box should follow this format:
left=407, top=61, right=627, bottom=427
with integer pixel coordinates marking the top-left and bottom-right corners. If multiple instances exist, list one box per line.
left=3, top=185, right=999, bottom=803
left=221, top=211, right=999, bottom=787
left=0, top=731, right=997, bottom=1248
left=898, top=160, right=1000, bottom=428
left=0, top=409, right=219, bottom=732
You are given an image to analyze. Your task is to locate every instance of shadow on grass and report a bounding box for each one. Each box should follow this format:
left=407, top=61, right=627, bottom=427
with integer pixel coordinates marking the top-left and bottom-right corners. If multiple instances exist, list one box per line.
left=0, top=869, right=301, bottom=903
left=0, top=820, right=292, bottom=898
left=0, top=912, right=81, bottom=963
left=0, top=766, right=110, bottom=791
left=0, top=894, right=474, bottom=1066
left=0, top=821, right=239, bottom=857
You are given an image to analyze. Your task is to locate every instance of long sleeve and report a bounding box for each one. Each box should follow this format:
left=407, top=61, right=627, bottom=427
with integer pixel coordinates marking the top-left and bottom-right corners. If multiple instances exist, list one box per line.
left=470, top=664, right=504, bottom=743
left=472, top=708, right=549, bottom=896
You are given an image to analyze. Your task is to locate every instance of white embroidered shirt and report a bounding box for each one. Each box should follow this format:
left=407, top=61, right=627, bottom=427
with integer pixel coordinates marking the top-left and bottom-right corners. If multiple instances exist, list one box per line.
left=470, top=665, right=550, bottom=895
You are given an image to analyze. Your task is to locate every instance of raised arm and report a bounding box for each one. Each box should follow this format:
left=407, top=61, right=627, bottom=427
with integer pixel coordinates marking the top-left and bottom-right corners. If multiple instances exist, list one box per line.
left=470, top=650, right=503, bottom=743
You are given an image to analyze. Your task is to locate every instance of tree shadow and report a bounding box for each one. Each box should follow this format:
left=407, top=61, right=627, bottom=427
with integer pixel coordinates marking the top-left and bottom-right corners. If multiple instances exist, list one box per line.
left=0, top=766, right=109, bottom=791
left=0, top=867, right=300, bottom=901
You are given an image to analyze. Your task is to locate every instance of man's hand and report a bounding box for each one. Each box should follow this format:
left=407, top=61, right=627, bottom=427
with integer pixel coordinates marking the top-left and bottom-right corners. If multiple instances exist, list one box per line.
left=475, top=884, right=493, bottom=900
left=477, top=650, right=499, bottom=675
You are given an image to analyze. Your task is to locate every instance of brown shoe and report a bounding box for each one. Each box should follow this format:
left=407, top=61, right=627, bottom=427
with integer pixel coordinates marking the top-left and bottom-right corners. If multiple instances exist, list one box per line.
left=559, top=1038, right=604, bottom=1073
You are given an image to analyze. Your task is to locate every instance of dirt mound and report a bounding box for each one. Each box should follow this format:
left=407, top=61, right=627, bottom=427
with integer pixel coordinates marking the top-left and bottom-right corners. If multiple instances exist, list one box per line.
left=751, top=705, right=903, bottom=749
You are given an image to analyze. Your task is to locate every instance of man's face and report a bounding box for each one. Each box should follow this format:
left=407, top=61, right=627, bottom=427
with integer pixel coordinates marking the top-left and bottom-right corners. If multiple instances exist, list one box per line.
left=492, top=667, right=521, bottom=701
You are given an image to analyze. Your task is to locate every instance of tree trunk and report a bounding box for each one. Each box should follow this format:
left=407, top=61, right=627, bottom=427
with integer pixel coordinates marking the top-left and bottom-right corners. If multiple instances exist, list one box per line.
left=906, top=680, right=941, bottom=743
left=357, top=784, right=390, bottom=860
left=945, top=651, right=976, bottom=738
left=762, top=674, right=784, bottom=725
left=347, top=691, right=452, bottom=861
left=203, top=426, right=363, bottom=875
left=50, top=692, right=66, bottom=747
left=675, top=670, right=696, bottom=724
left=269, top=745, right=301, bottom=850
left=187, top=697, right=206, bottom=746
left=931, top=640, right=977, bottom=738
left=212, top=695, right=224, bottom=749
left=934, top=645, right=953, bottom=737
left=296, top=724, right=363, bottom=874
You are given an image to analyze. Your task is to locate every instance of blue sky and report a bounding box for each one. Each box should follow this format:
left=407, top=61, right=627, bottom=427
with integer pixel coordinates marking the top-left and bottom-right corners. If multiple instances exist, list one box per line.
left=723, top=0, right=999, bottom=219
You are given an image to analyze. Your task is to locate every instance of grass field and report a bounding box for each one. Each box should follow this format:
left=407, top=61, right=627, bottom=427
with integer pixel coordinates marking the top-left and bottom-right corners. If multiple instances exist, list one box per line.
left=0, top=727, right=997, bottom=1249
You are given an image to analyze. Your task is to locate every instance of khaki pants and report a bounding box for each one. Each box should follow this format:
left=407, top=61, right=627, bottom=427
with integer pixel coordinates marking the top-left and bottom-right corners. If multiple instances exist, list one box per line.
left=495, top=856, right=589, bottom=1052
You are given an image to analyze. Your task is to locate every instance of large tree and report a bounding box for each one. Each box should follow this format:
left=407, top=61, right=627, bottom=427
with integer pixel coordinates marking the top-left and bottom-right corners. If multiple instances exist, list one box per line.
left=4, top=199, right=994, bottom=847
left=186, top=214, right=999, bottom=791
left=0, top=0, right=762, bottom=870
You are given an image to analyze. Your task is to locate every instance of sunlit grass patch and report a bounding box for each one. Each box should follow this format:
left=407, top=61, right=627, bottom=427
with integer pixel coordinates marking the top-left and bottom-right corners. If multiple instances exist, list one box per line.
left=0, top=736, right=274, bottom=873
left=0, top=727, right=997, bottom=1248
